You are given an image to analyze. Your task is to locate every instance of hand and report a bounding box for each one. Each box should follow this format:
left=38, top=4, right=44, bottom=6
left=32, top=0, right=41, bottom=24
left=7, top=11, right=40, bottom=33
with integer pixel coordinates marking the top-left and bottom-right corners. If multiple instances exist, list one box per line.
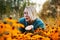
left=25, top=25, right=34, bottom=30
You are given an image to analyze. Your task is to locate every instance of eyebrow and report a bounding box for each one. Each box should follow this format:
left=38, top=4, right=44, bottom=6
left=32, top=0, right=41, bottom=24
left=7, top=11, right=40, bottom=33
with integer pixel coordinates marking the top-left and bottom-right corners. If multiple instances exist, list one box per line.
left=23, top=12, right=28, bottom=13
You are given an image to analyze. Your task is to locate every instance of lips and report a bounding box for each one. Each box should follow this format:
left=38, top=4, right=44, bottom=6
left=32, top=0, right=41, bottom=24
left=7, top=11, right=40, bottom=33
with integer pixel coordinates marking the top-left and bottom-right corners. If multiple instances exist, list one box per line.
left=25, top=17, right=29, bottom=21
left=26, top=18, right=28, bottom=20
left=25, top=17, right=29, bottom=20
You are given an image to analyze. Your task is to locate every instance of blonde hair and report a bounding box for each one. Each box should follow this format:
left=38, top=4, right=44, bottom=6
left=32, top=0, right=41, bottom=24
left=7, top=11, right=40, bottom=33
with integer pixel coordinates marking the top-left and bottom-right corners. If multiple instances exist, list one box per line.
left=24, top=6, right=39, bottom=21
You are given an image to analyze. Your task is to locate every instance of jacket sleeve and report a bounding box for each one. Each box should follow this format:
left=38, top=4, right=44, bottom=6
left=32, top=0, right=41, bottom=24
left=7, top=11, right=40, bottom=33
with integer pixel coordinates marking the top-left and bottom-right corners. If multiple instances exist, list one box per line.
left=34, top=19, right=45, bottom=30
left=18, top=17, right=24, bottom=24
left=38, top=21, right=45, bottom=29
left=38, top=19, right=45, bottom=29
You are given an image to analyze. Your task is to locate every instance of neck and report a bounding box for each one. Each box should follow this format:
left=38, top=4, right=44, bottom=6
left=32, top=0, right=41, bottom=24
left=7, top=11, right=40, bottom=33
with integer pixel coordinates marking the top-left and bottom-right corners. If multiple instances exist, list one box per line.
left=28, top=20, right=34, bottom=25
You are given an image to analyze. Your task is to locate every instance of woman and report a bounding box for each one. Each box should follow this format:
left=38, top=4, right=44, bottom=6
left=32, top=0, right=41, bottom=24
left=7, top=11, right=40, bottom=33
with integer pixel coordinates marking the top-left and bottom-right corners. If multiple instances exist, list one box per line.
left=19, top=6, right=45, bottom=33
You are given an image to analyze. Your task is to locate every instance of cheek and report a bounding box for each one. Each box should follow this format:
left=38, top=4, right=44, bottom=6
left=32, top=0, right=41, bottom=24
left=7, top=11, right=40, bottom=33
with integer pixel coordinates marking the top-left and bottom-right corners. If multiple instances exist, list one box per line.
left=24, top=13, right=28, bottom=17
left=28, top=17, right=31, bottom=21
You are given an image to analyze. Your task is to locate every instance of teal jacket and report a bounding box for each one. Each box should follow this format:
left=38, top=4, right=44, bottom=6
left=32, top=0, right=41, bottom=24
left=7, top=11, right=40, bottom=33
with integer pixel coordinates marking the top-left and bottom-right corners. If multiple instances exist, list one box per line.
left=18, top=17, right=45, bottom=33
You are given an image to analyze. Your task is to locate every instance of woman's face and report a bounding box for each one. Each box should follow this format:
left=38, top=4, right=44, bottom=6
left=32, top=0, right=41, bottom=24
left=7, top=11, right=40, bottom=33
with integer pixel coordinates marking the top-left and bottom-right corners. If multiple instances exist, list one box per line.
left=24, top=8, right=31, bottom=22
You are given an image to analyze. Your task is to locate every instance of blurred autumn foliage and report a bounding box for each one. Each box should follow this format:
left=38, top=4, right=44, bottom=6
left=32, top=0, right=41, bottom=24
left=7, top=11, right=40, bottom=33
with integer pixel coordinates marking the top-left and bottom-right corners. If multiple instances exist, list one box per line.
left=0, top=0, right=60, bottom=20
left=39, top=0, right=60, bottom=20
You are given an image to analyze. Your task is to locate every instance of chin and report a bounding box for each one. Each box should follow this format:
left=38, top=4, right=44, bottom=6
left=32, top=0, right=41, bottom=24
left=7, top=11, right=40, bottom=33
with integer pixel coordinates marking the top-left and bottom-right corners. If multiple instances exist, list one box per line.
left=26, top=20, right=29, bottom=22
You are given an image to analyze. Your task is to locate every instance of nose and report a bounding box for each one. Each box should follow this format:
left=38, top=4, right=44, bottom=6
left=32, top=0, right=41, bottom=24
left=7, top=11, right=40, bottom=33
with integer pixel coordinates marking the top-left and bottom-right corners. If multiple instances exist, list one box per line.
left=24, top=12, right=28, bottom=17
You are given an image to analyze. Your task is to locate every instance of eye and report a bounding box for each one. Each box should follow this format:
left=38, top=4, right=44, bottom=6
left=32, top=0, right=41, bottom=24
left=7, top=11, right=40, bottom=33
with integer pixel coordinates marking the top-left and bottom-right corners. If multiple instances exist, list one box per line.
left=24, top=12, right=28, bottom=14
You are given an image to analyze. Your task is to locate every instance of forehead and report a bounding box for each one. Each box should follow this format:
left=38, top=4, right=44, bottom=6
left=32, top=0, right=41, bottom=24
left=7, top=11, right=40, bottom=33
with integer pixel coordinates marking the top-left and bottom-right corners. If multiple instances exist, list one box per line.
left=24, top=8, right=28, bottom=12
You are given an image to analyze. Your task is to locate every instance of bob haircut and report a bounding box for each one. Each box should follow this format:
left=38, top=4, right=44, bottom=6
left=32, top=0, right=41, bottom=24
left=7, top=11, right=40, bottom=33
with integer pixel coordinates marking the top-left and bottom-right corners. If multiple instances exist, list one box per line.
left=24, top=6, right=39, bottom=21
